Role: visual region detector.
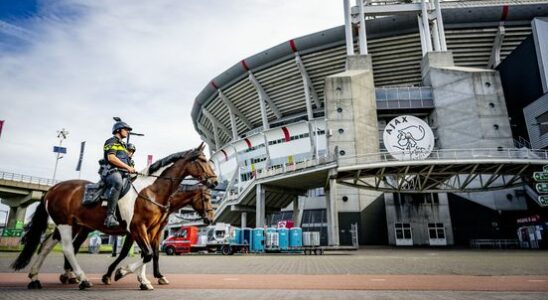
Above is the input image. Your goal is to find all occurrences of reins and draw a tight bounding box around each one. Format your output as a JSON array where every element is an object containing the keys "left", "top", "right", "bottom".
[{"left": 130, "top": 183, "right": 170, "bottom": 212}]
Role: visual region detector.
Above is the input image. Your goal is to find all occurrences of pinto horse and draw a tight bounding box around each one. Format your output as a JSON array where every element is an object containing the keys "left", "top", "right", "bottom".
[
  {"left": 11, "top": 143, "right": 218, "bottom": 290},
  {"left": 58, "top": 183, "right": 214, "bottom": 286}
]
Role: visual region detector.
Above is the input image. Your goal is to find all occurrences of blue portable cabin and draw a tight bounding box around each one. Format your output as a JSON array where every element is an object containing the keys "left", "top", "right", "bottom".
[
  {"left": 289, "top": 227, "right": 303, "bottom": 248},
  {"left": 241, "top": 227, "right": 253, "bottom": 246},
  {"left": 251, "top": 228, "right": 265, "bottom": 252},
  {"left": 265, "top": 227, "right": 279, "bottom": 250},
  {"left": 277, "top": 227, "right": 289, "bottom": 250},
  {"left": 230, "top": 227, "right": 242, "bottom": 244}
]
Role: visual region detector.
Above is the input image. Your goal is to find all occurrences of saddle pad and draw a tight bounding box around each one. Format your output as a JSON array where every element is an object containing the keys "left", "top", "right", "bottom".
[{"left": 116, "top": 164, "right": 173, "bottom": 231}]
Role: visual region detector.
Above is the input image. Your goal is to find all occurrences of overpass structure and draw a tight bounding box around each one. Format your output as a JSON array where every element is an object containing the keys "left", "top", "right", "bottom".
[{"left": 0, "top": 171, "right": 55, "bottom": 230}]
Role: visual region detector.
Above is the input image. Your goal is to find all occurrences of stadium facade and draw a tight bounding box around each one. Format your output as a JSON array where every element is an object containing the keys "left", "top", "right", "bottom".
[{"left": 189, "top": 0, "right": 548, "bottom": 248}]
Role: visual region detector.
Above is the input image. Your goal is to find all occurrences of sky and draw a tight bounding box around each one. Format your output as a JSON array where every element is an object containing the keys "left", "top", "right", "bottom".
[{"left": 0, "top": 0, "right": 343, "bottom": 222}]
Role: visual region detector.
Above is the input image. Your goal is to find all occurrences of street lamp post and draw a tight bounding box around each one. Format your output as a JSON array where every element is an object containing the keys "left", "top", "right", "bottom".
[{"left": 52, "top": 128, "right": 69, "bottom": 182}]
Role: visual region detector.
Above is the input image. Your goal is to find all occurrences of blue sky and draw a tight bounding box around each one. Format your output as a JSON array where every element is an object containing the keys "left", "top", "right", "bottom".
[{"left": 0, "top": 0, "right": 343, "bottom": 222}]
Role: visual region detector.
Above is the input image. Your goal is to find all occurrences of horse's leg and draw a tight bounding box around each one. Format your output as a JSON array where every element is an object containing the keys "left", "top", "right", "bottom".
[
  {"left": 57, "top": 224, "right": 92, "bottom": 290},
  {"left": 102, "top": 235, "right": 133, "bottom": 285},
  {"left": 151, "top": 229, "right": 169, "bottom": 285},
  {"left": 61, "top": 226, "right": 90, "bottom": 284},
  {"left": 115, "top": 225, "right": 154, "bottom": 290},
  {"left": 27, "top": 231, "right": 59, "bottom": 289}
]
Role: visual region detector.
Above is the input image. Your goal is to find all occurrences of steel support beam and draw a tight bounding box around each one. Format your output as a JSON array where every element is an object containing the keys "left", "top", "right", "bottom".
[
  {"left": 421, "top": 0, "right": 433, "bottom": 53},
  {"left": 248, "top": 72, "right": 282, "bottom": 129},
  {"left": 197, "top": 122, "right": 217, "bottom": 151},
  {"left": 343, "top": 0, "right": 354, "bottom": 56},
  {"left": 487, "top": 25, "right": 506, "bottom": 69},
  {"left": 358, "top": 0, "right": 368, "bottom": 55},
  {"left": 202, "top": 108, "right": 232, "bottom": 138},
  {"left": 219, "top": 90, "right": 253, "bottom": 130},
  {"left": 434, "top": 0, "right": 447, "bottom": 51},
  {"left": 418, "top": 16, "right": 428, "bottom": 56},
  {"left": 295, "top": 53, "right": 321, "bottom": 119}
]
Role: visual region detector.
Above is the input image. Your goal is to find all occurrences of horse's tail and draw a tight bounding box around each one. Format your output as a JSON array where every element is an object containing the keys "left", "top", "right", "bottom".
[{"left": 11, "top": 199, "right": 49, "bottom": 271}]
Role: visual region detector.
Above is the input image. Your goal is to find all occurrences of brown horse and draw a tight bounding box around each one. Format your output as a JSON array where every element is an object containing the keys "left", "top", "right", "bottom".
[
  {"left": 11, "top": 143, "right": 218, "bottom": 290},
  {"left": 59, "top": 183, "right": 214, "bottom": 286}
]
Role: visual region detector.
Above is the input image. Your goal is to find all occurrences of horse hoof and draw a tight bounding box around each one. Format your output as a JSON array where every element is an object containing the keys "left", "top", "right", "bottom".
[
  {"left": 68, "top": 277, "right": 80, "bottom": 284},
  {"left": 114, "top": 268, "right": 124, "bottom": 281},
  {"left": 59, "top": 274, "right": 69, "bottom": 284},
  {"left": 140, "top": 283, "right": 154, "bottom": 290},
  {"left": 78, "top": 280, "right": 93, "bottom": 290},
  {"left": 101, "top": 274, "right": 112, "bottom": 285},
  {"left": 28, "top": 280, "right": 42, "bottom": 289},
  {"left": 157, "top": 277, "right": 170, "bottom": 285}
]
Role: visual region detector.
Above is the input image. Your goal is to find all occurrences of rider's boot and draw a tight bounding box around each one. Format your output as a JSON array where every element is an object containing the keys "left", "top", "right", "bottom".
[{"left": 104, "top": 188, "right": 120, "bottom": 228}]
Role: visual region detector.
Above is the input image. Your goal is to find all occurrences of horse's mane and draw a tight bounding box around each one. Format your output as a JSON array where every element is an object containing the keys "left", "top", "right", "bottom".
[{"left": 148, "top": 149, "right": 198, "bottom": 175}]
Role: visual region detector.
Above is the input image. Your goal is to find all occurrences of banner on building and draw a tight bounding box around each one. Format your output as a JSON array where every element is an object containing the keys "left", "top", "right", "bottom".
[
  {"left": 76, "top": 141, "right": 86, "bottom": 171},
  {"left": 147, "top": 154, "right": 153, "bottom": 167}
]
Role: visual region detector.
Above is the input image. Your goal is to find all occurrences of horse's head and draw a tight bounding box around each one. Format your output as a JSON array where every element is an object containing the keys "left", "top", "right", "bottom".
[
  {"left": 189, "top": 186, "right": 214, "bottom": 225},
  {"left": 184, "top": 143, "right": 218, "bottom": 189}
]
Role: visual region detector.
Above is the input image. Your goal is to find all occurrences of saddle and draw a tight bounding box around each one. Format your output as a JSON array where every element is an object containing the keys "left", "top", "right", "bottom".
[{"left": 82, "top": 177, "right": 132, "bottom": 206}]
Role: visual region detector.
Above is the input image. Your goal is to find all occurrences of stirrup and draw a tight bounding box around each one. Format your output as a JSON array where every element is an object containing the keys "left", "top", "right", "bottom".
[{"left": 104, "top": 215, "right": 120, "bottom": 228}]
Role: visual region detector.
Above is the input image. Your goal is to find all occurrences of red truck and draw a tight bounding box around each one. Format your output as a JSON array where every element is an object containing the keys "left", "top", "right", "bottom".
[{"left": 162, "top": 226, "right": 201, "bottom": 255}]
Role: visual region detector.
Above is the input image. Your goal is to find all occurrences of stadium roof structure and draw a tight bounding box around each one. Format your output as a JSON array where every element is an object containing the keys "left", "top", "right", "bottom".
[{"left": 191, "top": 1, "right": 548, "bottom": 149}]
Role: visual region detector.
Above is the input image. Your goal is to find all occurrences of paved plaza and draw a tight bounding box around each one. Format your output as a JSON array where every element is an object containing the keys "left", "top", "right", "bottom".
[{"left": 0, "top": 248, "right": 547, "bottom": 299}]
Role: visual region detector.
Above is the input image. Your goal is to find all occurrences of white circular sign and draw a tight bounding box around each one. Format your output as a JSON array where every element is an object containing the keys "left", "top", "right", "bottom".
[{"left": 383, "top": 115, "right": 434, "bottom": 160}]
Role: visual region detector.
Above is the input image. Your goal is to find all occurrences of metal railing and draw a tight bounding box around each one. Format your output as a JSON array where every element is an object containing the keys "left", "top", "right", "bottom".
[
  {"left": 339, "top": 148, "right": 548, "bottom": 165},
  {"left": 216, "top": 155, "right": 337, "bottom": 216},
  {"left": 0, "top": 171, "right": 58, "bottom": 187}
]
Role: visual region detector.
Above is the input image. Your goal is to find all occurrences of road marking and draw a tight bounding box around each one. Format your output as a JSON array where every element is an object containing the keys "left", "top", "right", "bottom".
[
  {"left": 527, "top": 279, "right": 546, "bottom": 283},
  {"left": 223, "top": 278, "right": 239, "bottom": 281},
  {"left": 370, "top": 278, "right": 386, "bottom": 282}
]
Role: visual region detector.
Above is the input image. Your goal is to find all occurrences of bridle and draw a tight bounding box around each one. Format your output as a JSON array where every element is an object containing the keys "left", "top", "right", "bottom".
[{"left": 197, "top": 188, "right": 214, "bottom": 223}]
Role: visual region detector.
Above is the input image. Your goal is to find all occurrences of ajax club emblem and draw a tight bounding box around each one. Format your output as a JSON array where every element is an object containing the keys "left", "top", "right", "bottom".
[{"left": 383, "top": 115, "right": 434, "bottom": 160}]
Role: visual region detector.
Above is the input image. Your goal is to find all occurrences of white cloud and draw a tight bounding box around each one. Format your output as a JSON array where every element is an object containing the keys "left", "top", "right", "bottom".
[{"left": 0, "top": 0, "right": 343, "bottom": 185}]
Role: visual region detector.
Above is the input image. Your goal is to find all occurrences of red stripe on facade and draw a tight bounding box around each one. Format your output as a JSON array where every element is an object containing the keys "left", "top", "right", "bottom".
[
  {"left": 210, "top": 81, "right": 219, "bottom": 89},
  {"left": 501, "top": 5, "right": 509, "bottom": 20},
  {"left": 220, "top": 149, "right": 228, "bottom": 161},
  {"left": 241, "top": 60, "right": 250, "bottom": 71},
  {"left": 281, "top": 127, "right": 290, "bottom": 142},
  {"left": 244, "top": 138, "right": 252, "bottom": 149},
  {"left": 289, "top": 40, "right": 297, "bottom": 53}
]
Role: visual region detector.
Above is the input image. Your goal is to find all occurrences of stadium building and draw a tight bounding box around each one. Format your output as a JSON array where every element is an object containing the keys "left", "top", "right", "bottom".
[{"left": 188, "top": 0, "right": 548, "bottom": 248}]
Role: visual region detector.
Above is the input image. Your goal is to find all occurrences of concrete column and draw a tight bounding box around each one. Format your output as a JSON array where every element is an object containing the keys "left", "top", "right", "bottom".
[
  {"left": 255, "top": 184, "right": 265, "bottom": 227},
  {"left": 7, "top": 206, "right": 26, "bottom": 229},
  {"left": 326, "top": 179, "right": 339, "bottom": 246},
  {"left": 422, "top": 52, "right": 514, "bottom": 149},
  {"left": 241, "top": 212, "right": 247, "bottom": 229},
  {"left": 325, "top": 54, "right": 381, "bottom": 245},
  {"left": 292, "top": 197, "right": 302, "bottom": 226}
]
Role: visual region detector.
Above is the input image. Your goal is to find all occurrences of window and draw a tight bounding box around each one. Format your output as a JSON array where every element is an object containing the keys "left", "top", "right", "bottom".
[
  {"left": 428, "top": 223, "right": 445, "bottom": 239},
  {"left": 424, "top": 193, "right": 439, "bottom": 205},
  {"left": 395, "top": 223, "right": 411, "bottom": 239},
  {"left": 536, "top": 111, "right": 548, "bottom": 136}
]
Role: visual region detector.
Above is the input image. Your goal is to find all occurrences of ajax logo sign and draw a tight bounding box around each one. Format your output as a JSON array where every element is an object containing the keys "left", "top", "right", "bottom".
[{"left": 383, "top": 115, "right": 434, "bottom": 160}]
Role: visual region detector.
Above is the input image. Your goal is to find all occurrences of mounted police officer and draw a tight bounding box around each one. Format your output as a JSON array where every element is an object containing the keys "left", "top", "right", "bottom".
[{"left": 102, "top": 121, "right": 136, "bottom": 228}]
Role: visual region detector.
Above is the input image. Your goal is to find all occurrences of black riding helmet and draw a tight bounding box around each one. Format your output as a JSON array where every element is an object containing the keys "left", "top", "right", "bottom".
[
  {"left": 112, "top": 121, "right": 132, "bottom": 134},
  {"left": 127, "top": 143, "right": 136, "bottom": 152}
]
